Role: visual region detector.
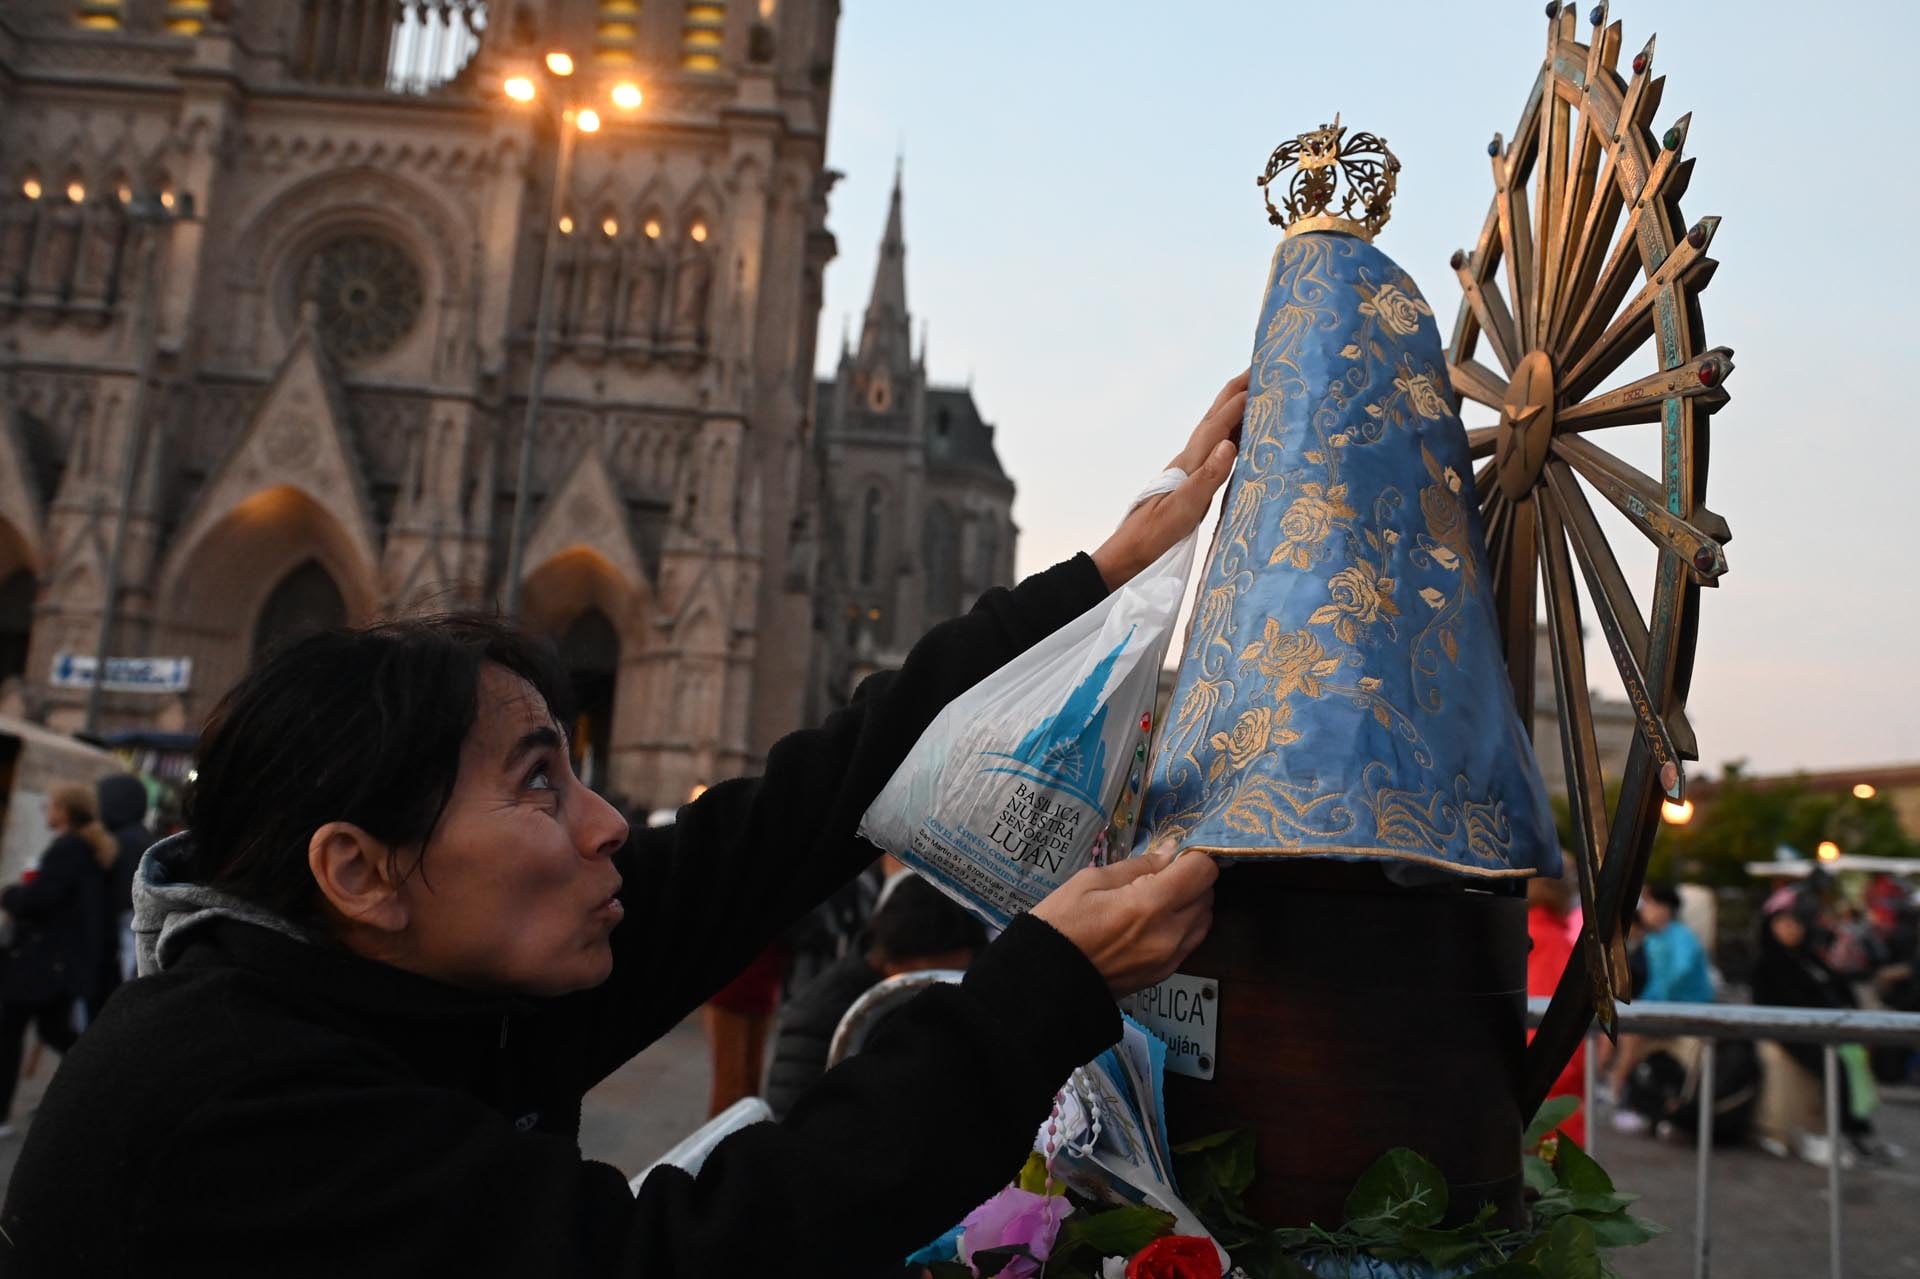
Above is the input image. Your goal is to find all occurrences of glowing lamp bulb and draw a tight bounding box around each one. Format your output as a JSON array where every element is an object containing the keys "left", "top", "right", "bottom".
[
  {"left": 1660, "top": 798, "right": 1693, "bottom": 826},
  {"left": 602, "top": 216, "right": 619, "bottom": 238},
  {"left": 504, "top": 75, "right": 537, "bottom": 103},
  {"left": 66, "top": 181, "right": 86, "bottom": 203},
  {"left": 576, "top": 108, "right": 601, "bottom": 133},
  {"left": 611, "top": 82, "right": 643, "bottom": 110},
  {"left": 544, "top": 51, "right": 575, "bottom": 77},
  {"left": 689, "top": 221, "right": 708, "bottom": 243},
  {"left": 1853, "top": 783, "right": 1876, "bottom": 800},
  {"left": 688, "top": 784, "right": 708, "bottom": 802},
  {"left": 643, "top": 218, "right": 662, "bottom": 239},
  {"left": 557, "top": 215, "right": 575, "bottom": 235},
  {"left": 159, "top": 190, "right": 176, "bottom": 210},
  {"left": 1816, "top": 840, "right": 1841, "bottom": 863},
  {"left": 21, "top": 177, "right": 41, "bottom": 200}
]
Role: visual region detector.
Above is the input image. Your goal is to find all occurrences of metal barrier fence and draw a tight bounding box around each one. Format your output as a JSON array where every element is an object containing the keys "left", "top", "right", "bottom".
[{"left": 1528, "top": 998, "right": 1920, "bottom": 1279}]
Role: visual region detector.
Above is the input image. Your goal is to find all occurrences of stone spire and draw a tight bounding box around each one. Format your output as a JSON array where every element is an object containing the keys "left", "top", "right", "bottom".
[{"left": 856, "top": 157, "right": 911, "bottom": 376}]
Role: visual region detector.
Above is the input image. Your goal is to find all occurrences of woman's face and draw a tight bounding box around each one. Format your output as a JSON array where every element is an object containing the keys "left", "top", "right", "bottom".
[
  {"left": 1769, "top": 911, "right": 1807, "bottom": 950},
  {"left": 45, "top": 799, "right": 68, "bottom": 833},
  {"left": 390, "top": 665, "right": 630, "bottom": 997}
]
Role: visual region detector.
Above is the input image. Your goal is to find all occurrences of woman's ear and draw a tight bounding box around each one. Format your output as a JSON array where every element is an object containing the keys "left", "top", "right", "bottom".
[{"left": 309, "top": 822, "right": 410, "bottom": 934}]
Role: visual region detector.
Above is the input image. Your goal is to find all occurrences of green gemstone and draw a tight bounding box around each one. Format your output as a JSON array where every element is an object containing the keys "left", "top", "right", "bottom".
[
  {"left": 1663, "top": 126, "right": 1682, "bottom": 151},
  {"left": 1134, "top": 744, "right": 1147, "bottom": 761}
]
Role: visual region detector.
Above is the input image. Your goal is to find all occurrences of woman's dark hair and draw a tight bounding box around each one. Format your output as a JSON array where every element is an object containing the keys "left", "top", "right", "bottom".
[{"left": 184, "top": 614, "right": 573, "bottom": 922}]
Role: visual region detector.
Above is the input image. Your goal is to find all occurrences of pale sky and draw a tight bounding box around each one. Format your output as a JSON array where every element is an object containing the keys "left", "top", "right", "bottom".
[{"left": 814, "top": 0, "right": 1920, "bottom": 778}]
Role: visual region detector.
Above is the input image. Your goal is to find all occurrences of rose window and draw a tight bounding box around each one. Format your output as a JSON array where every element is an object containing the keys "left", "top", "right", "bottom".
[{"left": 299, "top": 233, "right": 424, "bottom": 362}]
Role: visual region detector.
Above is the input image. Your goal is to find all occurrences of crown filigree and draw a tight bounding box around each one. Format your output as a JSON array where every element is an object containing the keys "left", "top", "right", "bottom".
[{"left": 1257, "top": 115, "right": 1400, "bottom": 242}]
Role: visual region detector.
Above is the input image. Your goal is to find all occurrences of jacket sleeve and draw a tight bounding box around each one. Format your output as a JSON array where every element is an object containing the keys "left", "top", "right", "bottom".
[
  {"left": 127, "top": 917, "right": 1118, "bottom": 1279},
  {"left": 549, "top": 554, "right": 1109, "bottom": 1084},
  {"left": 1, "top": 840, "right": 91, "bottom": 921}
]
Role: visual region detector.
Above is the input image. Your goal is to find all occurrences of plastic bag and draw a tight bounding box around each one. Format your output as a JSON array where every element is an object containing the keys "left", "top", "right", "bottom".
[{"left": 859, "top": 468, "right": 1200, "bottom": 928}]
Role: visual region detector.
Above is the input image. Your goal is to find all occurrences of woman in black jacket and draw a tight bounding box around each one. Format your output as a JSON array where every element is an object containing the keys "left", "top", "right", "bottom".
[
  {"left": 0, "top": 373, "right": 1244, "bottom": 1276},
  {"left": 1751, "top": 889, "right": 1886, "bottom": 1158},
  {"left": 0, "top": 782, "right": 114, "bottom": 1134}
]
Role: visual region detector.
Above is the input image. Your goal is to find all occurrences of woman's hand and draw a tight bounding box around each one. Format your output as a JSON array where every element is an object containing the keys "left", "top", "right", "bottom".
[
  {"left": 1030, "top": 841, "right": 1217, "bottom": 996},
  {"left": 1091, "top": 369, "right": 1249, "bottom": 590}
]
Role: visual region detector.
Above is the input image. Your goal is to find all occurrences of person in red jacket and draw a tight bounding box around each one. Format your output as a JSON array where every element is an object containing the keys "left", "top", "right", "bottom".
[
  {"left": 1526, "top": 862, "right": 1586, "bottom": 1147},
  {"left": 0, "top": 373, "right": 1245, "bottom": 1277}
]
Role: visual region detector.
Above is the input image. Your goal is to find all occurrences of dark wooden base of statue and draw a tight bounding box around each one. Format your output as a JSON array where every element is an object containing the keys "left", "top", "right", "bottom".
[{"left": 1163, "top": 862, "right": 1528, "bottom": 1229}]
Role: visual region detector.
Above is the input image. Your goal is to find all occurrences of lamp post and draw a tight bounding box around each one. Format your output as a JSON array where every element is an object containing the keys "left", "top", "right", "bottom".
[
  {"left": 83, "top": 190, "right": 195, "bottom": 735},
  {"left": 500, "top": 56, "right": 641, "bottom": 617}
]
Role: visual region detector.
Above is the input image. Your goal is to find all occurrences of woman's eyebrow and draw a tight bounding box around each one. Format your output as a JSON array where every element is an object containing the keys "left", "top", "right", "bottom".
[{"left": 502, "top": 725, "right": 564, "bottom": 772}]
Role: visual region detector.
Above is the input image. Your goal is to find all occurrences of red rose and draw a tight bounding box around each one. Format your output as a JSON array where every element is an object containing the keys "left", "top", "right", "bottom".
[{"left": 1127, "top": 1234, "right": 1221, "bottom": 1279}]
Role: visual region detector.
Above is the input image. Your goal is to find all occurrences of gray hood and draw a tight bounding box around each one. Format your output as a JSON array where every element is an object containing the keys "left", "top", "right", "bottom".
[{"left": 133, "top": 833, "right": 319, "bottom": 976}]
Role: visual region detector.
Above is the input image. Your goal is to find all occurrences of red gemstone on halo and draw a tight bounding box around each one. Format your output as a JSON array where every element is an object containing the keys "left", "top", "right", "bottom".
[
  {"left": 1632, "top": 51, "right": 1649, "bottom": 75},
  {"left": 1697, "top": 363, "right": 1719, "bottom": 387},
  {"left": 1692, "top": 546, "right": 1717, "bottom": 574},
  {"left": 1687, "top": 224, "right": 1707, "bottom": 249},
  {"left": 1140, "top": 713, "right": 1152, "bottom": 733}
]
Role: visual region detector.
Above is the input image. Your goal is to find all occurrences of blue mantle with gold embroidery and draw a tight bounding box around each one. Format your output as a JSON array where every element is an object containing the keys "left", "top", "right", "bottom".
[{"left": 1136, "top": 232, "right": 1558, "bottom": 879}]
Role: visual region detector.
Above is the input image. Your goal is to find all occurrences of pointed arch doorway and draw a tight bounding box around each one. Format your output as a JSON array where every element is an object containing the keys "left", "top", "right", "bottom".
[
  {"left": 252, "top": 560, "right": 348, "bottom": 664},
  {"left": 559, "top": 607, "right": 619, "bottom": 796}
]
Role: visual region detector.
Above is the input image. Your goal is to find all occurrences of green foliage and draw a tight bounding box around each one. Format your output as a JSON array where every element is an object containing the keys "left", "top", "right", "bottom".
[
  {"left": 1654, "top": 762, "right": 1918, "bottom": 888},
  {"left": 1187, "top": 1103, "right": 1661, "bottom": 1279},
  {"left": 1051, "top": 1204, "right": 1176, "bottom": 1271}
]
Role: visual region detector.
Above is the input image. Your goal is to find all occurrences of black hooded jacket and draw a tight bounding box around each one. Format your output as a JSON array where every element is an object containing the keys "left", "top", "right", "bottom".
[
  {"left": 96, "top": 773, "right": 154, "bottom": 920},
  {"left": 0, "top": 556, "right": 1123, "bottom": 1277}
]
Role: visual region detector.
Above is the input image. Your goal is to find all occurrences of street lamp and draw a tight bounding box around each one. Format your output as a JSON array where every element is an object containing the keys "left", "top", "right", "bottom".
[
  {"left": 1660, "top": 797, "right": 1694, "bottom": 826},
  {"left": 500, "top": 55, "right": 643, "bottom": 617},
  {"left": 83, "top": 189, "right": 197, "bottom": 734},
  {"left": 1816, "top": 840, "right": 1842, "bottom": 863},
  {"left": 1853, "top": 783, "right": 1876, "bottom": 800}
]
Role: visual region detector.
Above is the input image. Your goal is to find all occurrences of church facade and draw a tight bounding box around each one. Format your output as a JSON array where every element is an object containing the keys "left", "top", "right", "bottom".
[
  {"left": 813, "top": 168, "right": 1016, "bottom": 698},
  {"left": 0, "top": 0, "right": 858, "bottom": 810}
]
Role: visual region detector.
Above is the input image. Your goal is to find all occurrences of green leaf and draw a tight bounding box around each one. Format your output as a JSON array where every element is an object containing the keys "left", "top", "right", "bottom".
[
  {"left": 1561, "top": 1190, "right": 1636, "bottom": 1215},
  {"left": 1396, "top": 1225, "right": 1501, "bottom": 1268},
  {"left": 1535, "top": 1217, "right": 1603, "bottom": 1279},
  {"left": 1461, "top": 1263, "right": 1543, "bottom": 1279},
  {"left": 1174, "top": 1129, "right": 1257, "bottom": 1199},
  {"left": 1523, "top": 1096, "right": 1581, "bottom": 1150},
  {"left": 1523, "top": 1155, "right": 1557, "bottom": 1197},
  {"left": 1016, "top": 1151, "right": 1064, "bottom": 1196},
  {"left": 1582, "top": 1211, "right": 1667, "bottom": 1249},
  {"left": 1552, "top": 1138, "right": 1614, "bottom": 1197},
  {"left": 1057, "top": 1205, "right": 1175, "bottom": 1260},
  {"left": 1344, "top": 1148, "right": 1447, "bottom": 1229},
  {"left": 970, "top": 1244, "right": 1031, "bottom": 1277}
]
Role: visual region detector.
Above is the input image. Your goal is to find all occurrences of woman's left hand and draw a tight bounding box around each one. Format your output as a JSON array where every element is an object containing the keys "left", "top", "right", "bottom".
[{"left": 1091, "top": 369, "right": 1248, "bottom": 590}]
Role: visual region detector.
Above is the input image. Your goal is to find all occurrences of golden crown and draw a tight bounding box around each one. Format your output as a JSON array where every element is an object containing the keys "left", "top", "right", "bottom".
[{"left": 1257, "top": 115, "right": 1400, "bottom": 243}]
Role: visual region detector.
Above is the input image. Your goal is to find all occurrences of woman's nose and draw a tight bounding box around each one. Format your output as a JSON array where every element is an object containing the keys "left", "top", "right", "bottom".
[{"left": 577, "top": 787, "right": 629, "bottom": 859}]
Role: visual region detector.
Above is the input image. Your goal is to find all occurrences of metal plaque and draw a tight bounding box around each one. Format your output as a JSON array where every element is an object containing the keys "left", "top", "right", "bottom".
[{"left": 1120, "top": 972, "right": 1219, "bottom": 1081}]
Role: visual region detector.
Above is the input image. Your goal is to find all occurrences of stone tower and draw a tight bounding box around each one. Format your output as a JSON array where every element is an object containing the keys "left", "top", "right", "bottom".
[
  {"left": 0, "top": 0, "right": 844, "bottom": 810},
  {"left": 814, "top": 162, "right": 1016, "bottom": 701}
]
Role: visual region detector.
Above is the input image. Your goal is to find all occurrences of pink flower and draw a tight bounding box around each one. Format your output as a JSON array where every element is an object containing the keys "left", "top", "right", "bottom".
[{"left": 959, "top": 1186, "right": 1071, "bottom": 1279}]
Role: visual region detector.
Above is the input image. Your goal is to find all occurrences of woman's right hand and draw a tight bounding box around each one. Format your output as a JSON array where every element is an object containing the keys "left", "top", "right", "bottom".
[{"left": 1030, "top": 841, "right": 1217, "bottom": 996}]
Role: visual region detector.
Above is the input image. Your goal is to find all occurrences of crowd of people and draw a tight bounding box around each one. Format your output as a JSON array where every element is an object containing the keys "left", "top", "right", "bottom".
[
  {"left": 0, "top": 776, "right": 156, "bottom": 1138},
  {"left": 1589, "top": 868, "right": 1919, "bottom": 1167}
]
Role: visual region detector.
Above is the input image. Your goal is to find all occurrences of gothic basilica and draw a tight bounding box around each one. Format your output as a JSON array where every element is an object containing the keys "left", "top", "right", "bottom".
[{"left": 0, "top": 0, "right": 1016, "bottom": 809}]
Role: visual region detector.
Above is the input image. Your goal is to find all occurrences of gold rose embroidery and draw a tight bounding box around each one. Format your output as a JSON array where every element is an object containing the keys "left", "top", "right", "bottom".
[
  {"left": 1358, "top": 279, "right": 1433, "bottom": 337},
  {"left": 1237, "top": 618, "right": 1342, "bottom": 702},
  {"left": 1269, "top": 481, "right": 1356, "bottom": 569},
  {"left": 1309, "top": 559, "right": 1401, "bottom": 644},
  {"left": 1205, "top": 705, "right": 1298, "bottom": 784},
  {"left": 1396, "top": 367, "right": 1448, "bottom": 420}
]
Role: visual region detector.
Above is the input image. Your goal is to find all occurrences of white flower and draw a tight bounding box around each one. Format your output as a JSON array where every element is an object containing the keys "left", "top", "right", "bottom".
[{"left": 1102, "top": 1258, "right": 1130, "bottom": 1279}]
